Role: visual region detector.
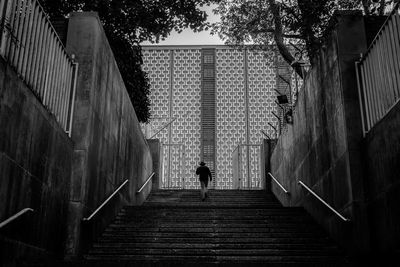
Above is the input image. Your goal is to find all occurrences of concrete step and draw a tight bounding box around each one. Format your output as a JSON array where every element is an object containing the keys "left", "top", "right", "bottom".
[
  {"left": 88, "top": 248, "right": 342, "bottom": 256},
  {"left": 140, "top": 205, "right": 283, "bottom": 209},
  {"left": 99, "top": 232, "right": 327, "bottom": 239},
  {"left": 105, "top": 224, "right": 322, "bottom": 234},
  {"left": 122, "top": 206, "right": 305, "bottom": 211},
  {"left": 84, "top": 254, "right": 347, "bottom": 263},
  {"left": 92, "top": 242, "right": 337, "bottom": 250},
  {"left": 95, "top": 236, "right": 333, "bottom": 244}
]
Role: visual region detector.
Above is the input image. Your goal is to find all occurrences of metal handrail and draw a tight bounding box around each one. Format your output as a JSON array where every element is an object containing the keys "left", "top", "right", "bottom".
[
  {"left": 136, "top": 172, "right": 155, "bottom": 194},
  {"left": 298, "top": 180, "right": 350, "bottom": 222},
  {"left": 0, "top": 208, "right": 34, "bottom": 228},
  {"left": 268, "top": 172, "right": 289, "bottom": 194},
  {"left": 149, "top": 118, "right": 176, "bottom": 139},
  {"left": 83, "top": 179, "right": 129, "bottom": 221},
  {"left": 260, "top": 130, "right": 271, "bottom": 139}
]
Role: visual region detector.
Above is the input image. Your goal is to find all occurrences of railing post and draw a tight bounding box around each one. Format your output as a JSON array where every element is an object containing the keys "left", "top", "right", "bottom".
[
  {"left": 355, "top": 60, "right": 367, "bottom": 137},
  {"left": 67, "top": 59, "right": 78, "bottom": 137}
]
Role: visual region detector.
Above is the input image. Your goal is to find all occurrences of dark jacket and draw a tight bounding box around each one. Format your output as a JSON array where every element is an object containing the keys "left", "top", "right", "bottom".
[{"left": 196, "top": 166, "right": 212, "bottom": 181}]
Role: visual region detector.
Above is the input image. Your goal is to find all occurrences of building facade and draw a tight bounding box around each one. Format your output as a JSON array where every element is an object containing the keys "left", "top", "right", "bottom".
[{"left": 142, "top": 45, "right": 288, "bottom": 190}]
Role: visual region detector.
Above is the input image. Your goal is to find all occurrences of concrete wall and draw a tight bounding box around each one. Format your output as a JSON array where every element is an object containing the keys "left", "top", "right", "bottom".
[
  {"left": 0, "top": 56, "right": 73, "bottom": 263},
  {"left": 270, "top": 12, "right": 370, "bottom": 253},
  {"left": 65, "top": 12, "right": 153, "bottom": 257},
  {"left": 364, "top": 100, "right": 400, "bottom": 254}
]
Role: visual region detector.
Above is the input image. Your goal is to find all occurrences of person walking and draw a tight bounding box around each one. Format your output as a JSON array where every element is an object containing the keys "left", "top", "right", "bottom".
[{"left": 196, "top": 161, "right": 212, "bottom": 201}]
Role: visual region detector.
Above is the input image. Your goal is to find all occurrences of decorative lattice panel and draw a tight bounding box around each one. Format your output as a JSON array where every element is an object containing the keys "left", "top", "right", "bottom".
[
  {"left": 142, "top": 49, "right": 171, "bottom": 144},
  {"left": 143, "top": 46, "right": 278, "bottom": 190},
  {"left": 247, "top": 50, "right": 277, "bottom": 143},
  {"left": 143, "top": 48, "right": 202, "bottom": 189},
  {"left": 171, "top": 49, "right": 202, "bottom": 189},
  {"left": 215, "top": 49, "right": 246, "bottom": 189}
]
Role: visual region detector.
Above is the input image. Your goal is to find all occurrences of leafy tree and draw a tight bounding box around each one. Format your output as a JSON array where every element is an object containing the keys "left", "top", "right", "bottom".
[
  {"left": 40, "top": 0, "right": 218, "bottom": 122},
  {"left": 212, "top": 0, "right": 394, "bottom": 77}
]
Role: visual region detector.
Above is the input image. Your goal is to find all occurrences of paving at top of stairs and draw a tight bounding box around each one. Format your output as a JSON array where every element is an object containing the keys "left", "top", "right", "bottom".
[{"left": 84, "top": 189, "right": 351, "bottom": 266}]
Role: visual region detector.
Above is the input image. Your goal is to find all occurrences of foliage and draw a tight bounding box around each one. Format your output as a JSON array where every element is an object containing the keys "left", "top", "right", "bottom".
[
  {"left": 40, "top": 0, "right": 217, "bottom": 122},
  {"left": 212, "top": 0, "right": 394, "bottom": 76}
]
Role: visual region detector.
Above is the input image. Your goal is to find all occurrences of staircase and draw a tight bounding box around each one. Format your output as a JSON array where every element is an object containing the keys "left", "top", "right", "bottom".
[{"left": 85, "top": 190, "right": 349, "bottom": 266}]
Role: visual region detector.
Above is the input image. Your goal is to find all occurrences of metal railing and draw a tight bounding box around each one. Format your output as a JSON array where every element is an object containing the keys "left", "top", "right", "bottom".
[
  {"left": 82, "top": 179, "right": 129, "bottom": 221},
  {"left": 136, "top": 172, "right": 155, "bottom": 193},
  {"left": 232, "top": 144, "right": 263, "bottom": 189},
  {"left": 298, "top": 180, "right": 350, "bottom": 222},
  {"left": 0, "top": 208, "right": 34, "bottom": 228},
  {"left": 356, "top": 2, "right": 400, "bottom": 134},
  {"left": 149, "top": 118, "right": 176, "bottom": 139},
  {"left": 0, "top": 0, "right": 78, "bottom": 135},
  {"left": 268, "top": 172, "right": 289, "bottom": 194}
]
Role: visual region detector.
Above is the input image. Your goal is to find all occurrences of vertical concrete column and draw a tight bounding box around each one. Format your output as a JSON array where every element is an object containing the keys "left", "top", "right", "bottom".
[
  {"left": 147, "top": 139, "right": 161, "bottom": 190},
  {"left": 261, "top": 139, "right": 277, "bottom": 191},
  {"left": 64, "top": 12, "right": 101, "bottom": 258},
  {"left": 335, "top": 11, "right": 370, "bottom": 252},
  {"left": 63, "top": 12, "right": 153, "bottom": 258}
]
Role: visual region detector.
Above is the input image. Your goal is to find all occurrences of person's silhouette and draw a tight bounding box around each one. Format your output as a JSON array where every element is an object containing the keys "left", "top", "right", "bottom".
[{"left": 196, "top": 161, "right": 212, "bottom": 201}]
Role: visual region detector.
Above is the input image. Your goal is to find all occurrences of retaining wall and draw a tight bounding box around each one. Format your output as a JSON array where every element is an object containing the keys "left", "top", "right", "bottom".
[
  {"left": 65, "top": 12, "right": 153, "bottom": 257},
  {"left": 270, "top": 12, "right": 370, "bottom": 253},
  {"left": 0, "top": 54, "right": 73, "bottom": 263},
  {"left": 364, "top": 100, "right": 400, "bottom": 254}
]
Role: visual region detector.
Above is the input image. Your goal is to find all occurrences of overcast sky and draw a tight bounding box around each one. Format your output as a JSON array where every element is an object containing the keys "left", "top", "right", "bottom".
[{"left": 141, "top": 5, "right": 224, "bottom": 46}]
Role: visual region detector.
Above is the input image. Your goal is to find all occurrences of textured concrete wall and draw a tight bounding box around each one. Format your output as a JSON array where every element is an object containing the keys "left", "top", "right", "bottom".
[
  {"left": 270, "top": 12, "right": 369, "bottom": 253},
  {"left": 65, "top": 12, "right": 153, "bottom": 257},
  {"left": 0, "top": 55, "right": 73, "bottom": 263},
  {"left": 364, "top": 100, "right": 400, "bottom": 254}
]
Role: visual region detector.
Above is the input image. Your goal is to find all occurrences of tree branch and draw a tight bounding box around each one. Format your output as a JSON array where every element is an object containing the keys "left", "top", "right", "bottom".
[
  {"left": 267, "top": 0, "right": 303, "bottom": 78},
  {"left": 251, "top": 28, "right": 303, "bottom": 39},
  {"left": 360, "top": 0, "right": 371, "bottom": 15},
  {"left": 379, "top": 0, "right": 386, "bottom": 15}
]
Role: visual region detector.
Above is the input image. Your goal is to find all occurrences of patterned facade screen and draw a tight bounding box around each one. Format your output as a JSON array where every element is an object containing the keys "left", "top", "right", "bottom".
[
  {"left": 142, "top": 48, "right": 202, "bottom": 189},
  {"left": 142, "top": 46, "right": 282, "bottom": 190}
]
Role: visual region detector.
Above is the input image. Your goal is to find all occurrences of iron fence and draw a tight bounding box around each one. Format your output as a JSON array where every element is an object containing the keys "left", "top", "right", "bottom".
[
  {"left": 160, "top": 143, "right": 186, "bottom": 189},
  {"left": 232, "top": 144, "right": 263, "bottom": 190},
  {"left": 0, "top": 0, "right": 77, "bottom": 135},
  {"left": 356, "top": 3, "right": 400, "bottom": 134}
]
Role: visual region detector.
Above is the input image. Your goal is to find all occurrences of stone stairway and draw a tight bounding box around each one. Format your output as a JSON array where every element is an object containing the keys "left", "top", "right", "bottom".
[{"left": 85, "top": 190, "right": 350, "bottom": 266}]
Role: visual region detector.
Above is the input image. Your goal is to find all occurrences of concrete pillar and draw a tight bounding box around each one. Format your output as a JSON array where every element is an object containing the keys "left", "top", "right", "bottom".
[{"left": 147, "top": 139, "right": 161, "bottom": 190}]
